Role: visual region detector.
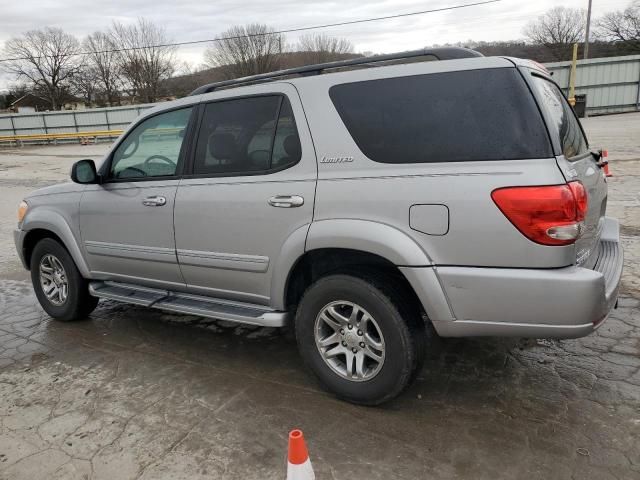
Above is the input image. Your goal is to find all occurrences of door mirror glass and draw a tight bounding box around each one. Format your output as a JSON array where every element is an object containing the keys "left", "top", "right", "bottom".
[{"left": 71, "top": 159, "right": 98, "bottom": 184}]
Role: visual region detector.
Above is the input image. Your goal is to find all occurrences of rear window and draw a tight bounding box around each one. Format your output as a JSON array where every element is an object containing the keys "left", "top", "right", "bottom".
[
  {"left": 329, "top": 68, "right": 552, "bottom": 163},
  {"left": 531, "top": 75, "right": 588, "bottom": 159}
]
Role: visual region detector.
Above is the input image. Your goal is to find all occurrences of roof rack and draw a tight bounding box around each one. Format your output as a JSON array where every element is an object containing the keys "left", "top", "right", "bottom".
[{"left": 189, "top": 47, "right": 482, "bottom": 96}]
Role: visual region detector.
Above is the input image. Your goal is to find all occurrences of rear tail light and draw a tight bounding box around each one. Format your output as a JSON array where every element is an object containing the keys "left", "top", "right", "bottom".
[{"left": 491, "top": 181, "right": 587, "bottom": 246}]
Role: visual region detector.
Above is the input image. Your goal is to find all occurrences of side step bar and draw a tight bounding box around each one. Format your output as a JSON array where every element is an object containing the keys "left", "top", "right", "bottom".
[{"left": 89, "top": 281, "right": 289, "bottom": 327}]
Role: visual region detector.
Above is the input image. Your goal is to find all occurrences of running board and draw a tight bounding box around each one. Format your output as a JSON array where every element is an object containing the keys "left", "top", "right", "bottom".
[{"left": 88, "top": 281, "right": 288, "bottom": 327}]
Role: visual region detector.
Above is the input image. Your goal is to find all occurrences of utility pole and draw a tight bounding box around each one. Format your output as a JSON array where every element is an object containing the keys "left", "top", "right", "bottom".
[
  {"left": 584, "top": 0, "right": 593, "bottom": 59},
  {"left": 569, "top": 43, "right": 579, "bottom": 106}
]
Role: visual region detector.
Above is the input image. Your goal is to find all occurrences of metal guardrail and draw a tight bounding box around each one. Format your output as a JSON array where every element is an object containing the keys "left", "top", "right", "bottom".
[
  {"left": 0, "top": 127, "right": 184, "bottom": 147},
  {"left": 0, "top": 103, "right": 155, "bottom": 144},
  {"left": 0, "top": 130, "right": 124, "bottom": 146}
]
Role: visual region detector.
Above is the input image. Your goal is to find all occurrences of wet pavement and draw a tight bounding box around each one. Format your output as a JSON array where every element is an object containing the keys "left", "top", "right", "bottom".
[{"left": 0, "top": 114, "right": 639, "bottom": 479}]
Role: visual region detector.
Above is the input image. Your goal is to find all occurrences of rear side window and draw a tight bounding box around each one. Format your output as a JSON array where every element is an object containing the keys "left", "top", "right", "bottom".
[
  {"left": 531, "top": 76, "right": 588, "bottom": 159},
  {"left": 193, "top": 96, "right": 301, "bottom": 176},
  {"left": 329, "top": 68, "right": 552, "bottom": 163},
  {"left": 272, "top": 99, "right": 301, "bottom": 168}
]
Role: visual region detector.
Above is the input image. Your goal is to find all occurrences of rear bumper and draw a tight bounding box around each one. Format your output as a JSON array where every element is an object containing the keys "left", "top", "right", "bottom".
[{"left": 403, "top": 217, "right": 623, "bottom": 339}]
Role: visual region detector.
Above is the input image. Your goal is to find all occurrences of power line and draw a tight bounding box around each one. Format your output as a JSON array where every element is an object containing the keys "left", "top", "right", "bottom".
[{"left": 0, "top": 0, "right": 502, "bottom": 63}]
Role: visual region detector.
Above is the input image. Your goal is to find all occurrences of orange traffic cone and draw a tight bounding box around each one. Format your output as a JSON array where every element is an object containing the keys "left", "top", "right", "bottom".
[{"left": 287, "top": 429, "right": 315, "bottom": 480}]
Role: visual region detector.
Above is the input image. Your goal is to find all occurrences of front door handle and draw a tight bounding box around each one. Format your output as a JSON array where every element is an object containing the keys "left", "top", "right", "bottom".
[
  {"left": 142, "top": 195, "right": 167, "bottom": 207},
  {"left": 268, "top": 195, "right": 304, "bottom": 208}
]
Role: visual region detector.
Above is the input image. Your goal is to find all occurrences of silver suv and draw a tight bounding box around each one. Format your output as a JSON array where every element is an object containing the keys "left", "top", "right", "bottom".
[{"left": 14, "top": 48, "right": 623, "bottom": 404}]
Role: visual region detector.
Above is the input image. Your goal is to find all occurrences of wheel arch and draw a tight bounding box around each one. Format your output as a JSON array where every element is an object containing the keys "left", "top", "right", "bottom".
[
  {"left": 271, "top": 219, "right": 433, "bottom": 311},
  {"left": 21, "top": 212, "right": 91, "bottom": 277},
  {"left": 306, "top": 219, "right": 433, "bottom": 267},
  {"left": 280, "top": 248, "right": 425, "bottom": 319}
]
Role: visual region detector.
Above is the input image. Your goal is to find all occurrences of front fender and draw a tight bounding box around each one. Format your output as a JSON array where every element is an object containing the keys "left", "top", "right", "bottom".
[
  {"left": 21, "top": 208, "right": 91, "bottom": 278},
  {"left": 306, "top": 219, "right": 433, "bottom": 266}
]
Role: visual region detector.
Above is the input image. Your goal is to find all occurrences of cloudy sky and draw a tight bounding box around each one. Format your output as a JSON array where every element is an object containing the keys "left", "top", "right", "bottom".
[{"left": 0, "top": 0, "right": 632, "bottom": 90}]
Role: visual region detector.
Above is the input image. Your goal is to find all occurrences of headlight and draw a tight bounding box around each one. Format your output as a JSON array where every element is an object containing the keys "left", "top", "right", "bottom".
[{"left": 17, "top": 200, "right": 28, "bottom": 224}]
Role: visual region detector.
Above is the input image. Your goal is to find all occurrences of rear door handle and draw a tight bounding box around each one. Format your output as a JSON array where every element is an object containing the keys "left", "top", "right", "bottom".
[
  {"left": 268, "top": 195, "right": 304, "bottom": 208},
  {"left": 142, "top": 195, "right": 167, "bottom": 207}
]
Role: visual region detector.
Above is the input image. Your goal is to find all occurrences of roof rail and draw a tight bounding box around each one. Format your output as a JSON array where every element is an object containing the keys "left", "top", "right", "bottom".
[{"left": 189, "top": 47, "right": 482, "bottom": 96}]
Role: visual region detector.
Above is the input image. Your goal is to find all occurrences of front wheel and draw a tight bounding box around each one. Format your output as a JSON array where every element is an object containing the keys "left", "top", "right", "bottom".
[
  {"left": 30, "top": 238, "right": 99, "bottom": 321},
  {"left": 295, "top": 273, "right": 425, "bottom": 405}
]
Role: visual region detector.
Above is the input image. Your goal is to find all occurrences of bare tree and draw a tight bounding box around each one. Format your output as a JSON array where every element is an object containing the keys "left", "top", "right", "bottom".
[
  {"left": 296, "top": 33, "right": 355, "bottom": 64},
  {"left": 70, "top": 64, "right": 100, "bottom": 106},
  {"left": 110, "top": 18, "right": 177, "bottom": 103},
  {"left": 524, "top": 7, "right": 586, "bottom": 59},
  {"left": 1, "top": 27, "right": 82, "bottom": 110},
  {"left": 597, "top": 1, "right": 640, "bottom": 52},
  {"left": 204, "top": 24, "right": 284, "bottom": 79},
  {"left": 84, "top": 31, "right": 122, "bottom": 106}
]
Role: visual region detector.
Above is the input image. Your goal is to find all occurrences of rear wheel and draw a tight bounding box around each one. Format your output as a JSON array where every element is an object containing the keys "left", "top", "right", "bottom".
[
  {"left": 295, "top": 273, "right": 425, "bottom": 405},
  {"left": 30, "top": 238, "right": 98, "bottom": 321}
]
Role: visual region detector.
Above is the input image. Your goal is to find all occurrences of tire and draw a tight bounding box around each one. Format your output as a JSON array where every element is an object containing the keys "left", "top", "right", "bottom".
[
  {"left": 295, "top": 273, "right": 426, "bottom": 405},
  {"left": 30, "top": 238, "right": 99, "bottom": 321}
]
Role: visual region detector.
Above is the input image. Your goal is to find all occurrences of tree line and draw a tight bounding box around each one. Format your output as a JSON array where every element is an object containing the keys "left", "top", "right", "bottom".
[
  {"left": 0, "top": 20, "right": 354, "bottom": 111},
  {"left": 522, "top": 3, "right": 640, "bottom": 59},
  {"left": 1, "top": 1, "right": 639, "bottom": 112},
  {"left": 1, "top": 19, "right": 178, "bottom": 110}
]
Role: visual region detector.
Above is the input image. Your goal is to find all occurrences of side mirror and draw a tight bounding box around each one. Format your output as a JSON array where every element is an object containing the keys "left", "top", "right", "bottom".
[{"left": 71, "top": 159, "right": 99, "bottom": 184}]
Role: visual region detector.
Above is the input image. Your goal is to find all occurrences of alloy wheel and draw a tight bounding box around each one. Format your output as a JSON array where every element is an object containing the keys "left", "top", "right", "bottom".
[
  {"left": 39, "top": 254, "right": 68, "bottom": 306},
  {"left": 314, "top": 300, "right": 386, "bottom": 382}
]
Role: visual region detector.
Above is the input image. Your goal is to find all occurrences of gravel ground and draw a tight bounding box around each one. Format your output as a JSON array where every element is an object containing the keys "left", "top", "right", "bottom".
[{"left": 0, "top": 114, "right": 638, "bottom": 480}]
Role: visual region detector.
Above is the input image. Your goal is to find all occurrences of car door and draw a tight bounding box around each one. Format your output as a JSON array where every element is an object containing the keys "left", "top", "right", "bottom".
[
  {"left": 174, "top": 86, "right": 316, "bottom": 306},
  {"left": 79, "top": 106, "right": 195, "bottom": 289}
]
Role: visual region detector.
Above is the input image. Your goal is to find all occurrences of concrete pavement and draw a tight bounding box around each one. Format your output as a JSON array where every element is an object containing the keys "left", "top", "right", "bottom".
[{"left": 0, "top": 114, "right": 638, "bottom": 479}]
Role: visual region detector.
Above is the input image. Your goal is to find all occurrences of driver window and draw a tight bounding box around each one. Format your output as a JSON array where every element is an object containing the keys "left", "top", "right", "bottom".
[{"left": 110, "top": 107, "right": 193, "bottom": 179}]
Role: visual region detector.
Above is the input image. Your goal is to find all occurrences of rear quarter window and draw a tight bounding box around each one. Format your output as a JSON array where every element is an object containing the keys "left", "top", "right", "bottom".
[
  {"left": 531, "top": 75, "right": 589, "bottom": 159},
  {"left": 329, "top": 68, "right": 552, "bottom": 163}
]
